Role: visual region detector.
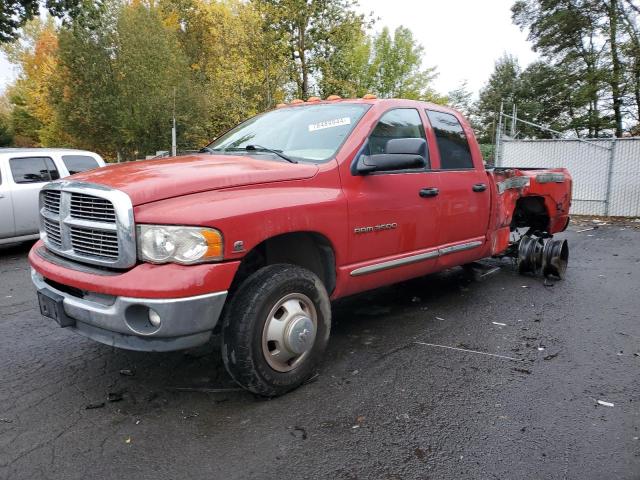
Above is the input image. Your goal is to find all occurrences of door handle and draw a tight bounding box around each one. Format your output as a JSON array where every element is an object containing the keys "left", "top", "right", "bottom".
[
  {"left": 472, "top": 183, "right": 487, "bottom": 192},
  {"left": 419, "top": 187, "right": 439, "bottom": 198}
]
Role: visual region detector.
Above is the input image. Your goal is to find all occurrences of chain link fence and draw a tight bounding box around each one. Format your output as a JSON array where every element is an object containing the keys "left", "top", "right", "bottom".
[{"left": 496, "top": 137, "right": 640, "bottom": 217}]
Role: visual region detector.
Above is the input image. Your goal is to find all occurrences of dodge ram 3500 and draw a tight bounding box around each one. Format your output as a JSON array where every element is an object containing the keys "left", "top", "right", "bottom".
[{"left": 29, "top": 98, "right": 572, "bottom": 396}]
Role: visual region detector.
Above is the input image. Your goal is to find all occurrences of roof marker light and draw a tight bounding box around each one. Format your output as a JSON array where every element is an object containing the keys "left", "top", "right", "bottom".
[
  {"left": 326, "top": 95, "right": 342, "bottom": 100},
  {"left": 362, "top": 93, "right": 377, "bottom": 99}
]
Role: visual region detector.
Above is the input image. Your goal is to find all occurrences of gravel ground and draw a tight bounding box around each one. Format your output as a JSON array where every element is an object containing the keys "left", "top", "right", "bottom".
[{"left": 0, "top": 221, "right": 639, "bottom": 480}]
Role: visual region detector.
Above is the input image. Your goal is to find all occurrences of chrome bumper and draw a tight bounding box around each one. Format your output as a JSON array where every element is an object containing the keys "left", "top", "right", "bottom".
[{"left": 31, "top": 270, "right": 227, "bottom": 352}]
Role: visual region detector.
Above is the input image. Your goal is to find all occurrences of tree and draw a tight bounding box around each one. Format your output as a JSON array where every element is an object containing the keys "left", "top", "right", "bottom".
[
  {"left": 367, "top": 26, "right": 441, "bottom": 101},
  {"left": 447, "top": 81, "right": 473, "bottom": 117},
  {"left": 160, "top": 0, "right": 288, "bottom": 140},
  {"left": 473, "top": 54, "right": 521, "bottom": 143},
  {"left": 252, "top": 0, "right": 369, "bottom": 99},
  {"left": 1, "top": 17, "right": 65, "bottom": 146},
  {"left": 511, "top": 0, "right": 631, "bottom": 137},
  {"left": 0, "top": 0, "right": 102, "bottom": 43},
  {"left": 0, "top": 96, "right": 13, "bottom": 146}
]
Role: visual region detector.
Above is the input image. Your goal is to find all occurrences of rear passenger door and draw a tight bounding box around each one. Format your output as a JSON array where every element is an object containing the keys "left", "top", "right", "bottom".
[
  {"left": 425, "top": 110, "right": 490, "bottom": 248},
  {"left": 9, "top": 156, "right": 60, "bottom": 236}
]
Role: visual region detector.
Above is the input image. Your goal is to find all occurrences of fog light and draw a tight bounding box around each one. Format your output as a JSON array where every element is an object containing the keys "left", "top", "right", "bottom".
[{"left": 148, "top": 309, "right": 161, "bottom": 328}]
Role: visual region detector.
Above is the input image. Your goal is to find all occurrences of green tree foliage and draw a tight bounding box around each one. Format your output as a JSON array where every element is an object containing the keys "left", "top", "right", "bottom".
[
  {"left": 474, "top": 54, "right": 521, "bottom": 143},
  {"left": 318, "top": 25, "right": 443, "bottom": 102},
  {"left": 53, "top": 2, "right": 200, "bottom": 159},
  {"left": 1, "top": 18, "right": 65, "bottom": 146},
  {"left": 447, "top": 81, "right": 473, "bottom": 117},
  {"left": 512, "top": 0, "right": 640, "bottom": 137},
  {"left": 0, "top": 97, "right": 13, "bottom": 146},
  {"left": 0, "top": 0, "right": 103, "bottom": 43},
  {"left": 2, "top": 0, "right": 446, "bottom": 156},
  {"left": 252, "top": 0, "right": 369, "bottom": 99},
  {"left": 367, "top": 26, "right": 442, "bottom": 101}
]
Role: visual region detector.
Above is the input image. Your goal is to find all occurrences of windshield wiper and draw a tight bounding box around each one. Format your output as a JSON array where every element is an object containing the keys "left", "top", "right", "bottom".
[
  {"left": 200, "top": 146, "right": 223, "bottom": 154},
  {"left": 245, "top": 145, "right": 298, "bottom": 164}
]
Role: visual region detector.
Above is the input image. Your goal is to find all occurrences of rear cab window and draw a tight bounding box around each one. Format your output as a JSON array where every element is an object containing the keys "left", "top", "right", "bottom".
[
  {"left": 425, "top": 110, "right": 473, "bottom": 170},
  {"left": 62, "top": 155, "right": 100, "bottom": 174},
  {"left": 9, "top": 157, "right": 60, "bottom": 184}
]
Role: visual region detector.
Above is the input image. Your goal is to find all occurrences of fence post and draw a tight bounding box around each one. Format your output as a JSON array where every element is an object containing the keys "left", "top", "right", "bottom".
[{"left": 604, "top": 138, "right": 617, "bottom": 216}]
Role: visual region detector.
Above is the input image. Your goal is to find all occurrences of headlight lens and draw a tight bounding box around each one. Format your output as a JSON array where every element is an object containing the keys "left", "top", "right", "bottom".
[{"left": 137, "top": 225, "right": 223, "bottom": 264}]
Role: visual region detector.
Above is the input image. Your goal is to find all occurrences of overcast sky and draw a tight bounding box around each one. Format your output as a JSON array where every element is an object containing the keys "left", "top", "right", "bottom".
[{"left": 0, "top": 0, "right": 538, "bottom": 97}]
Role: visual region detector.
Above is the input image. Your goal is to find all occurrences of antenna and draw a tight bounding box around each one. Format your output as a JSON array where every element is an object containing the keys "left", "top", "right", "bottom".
[{"left": 171, "top": 87, "right": 177, "bottom": 157}]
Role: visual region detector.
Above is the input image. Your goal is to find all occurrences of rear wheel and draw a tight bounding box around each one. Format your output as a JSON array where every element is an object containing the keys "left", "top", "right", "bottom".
[{"left": 221, "top": 264, "right": 331, "bottom": 397}]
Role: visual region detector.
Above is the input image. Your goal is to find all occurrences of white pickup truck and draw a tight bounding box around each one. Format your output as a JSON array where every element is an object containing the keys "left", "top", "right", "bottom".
[{"left": 0, "top": 148, "right": 105, "bottom": 245}]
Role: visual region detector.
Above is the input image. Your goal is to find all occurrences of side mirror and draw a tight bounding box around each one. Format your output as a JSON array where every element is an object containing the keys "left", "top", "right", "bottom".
[{"left": 355, "top": 137, "right": 428, "bottom": 175}]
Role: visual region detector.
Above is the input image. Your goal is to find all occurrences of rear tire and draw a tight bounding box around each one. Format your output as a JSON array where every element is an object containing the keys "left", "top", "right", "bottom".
[{"left": 221, "top": 264, "right": 331, "bottom": 397}]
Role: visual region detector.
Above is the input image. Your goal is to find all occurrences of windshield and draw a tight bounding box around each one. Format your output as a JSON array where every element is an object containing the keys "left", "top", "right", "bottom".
[{"left": 204, "top": 103, "right": 370, "bottom": 163}]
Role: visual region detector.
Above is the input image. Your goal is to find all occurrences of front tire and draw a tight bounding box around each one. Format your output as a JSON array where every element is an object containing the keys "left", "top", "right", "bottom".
[{"left": 221, "top": 264, "right": 331, "bottom": 397}]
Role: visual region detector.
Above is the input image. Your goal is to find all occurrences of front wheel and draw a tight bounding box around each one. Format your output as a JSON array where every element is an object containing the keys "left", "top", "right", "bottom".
[{"left": 221, "top": 264, "right": 331, "bottom": 397}]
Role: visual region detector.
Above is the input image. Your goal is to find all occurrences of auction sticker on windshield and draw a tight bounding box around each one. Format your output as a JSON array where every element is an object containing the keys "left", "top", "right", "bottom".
[{"left": 308, "top": 117, "right": 351, "bottom": 132}]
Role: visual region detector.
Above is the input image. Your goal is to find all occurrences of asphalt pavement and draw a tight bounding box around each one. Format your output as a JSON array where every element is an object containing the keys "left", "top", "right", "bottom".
[{"left": 1, "top": 221, "right": 639, "bottom": 480}]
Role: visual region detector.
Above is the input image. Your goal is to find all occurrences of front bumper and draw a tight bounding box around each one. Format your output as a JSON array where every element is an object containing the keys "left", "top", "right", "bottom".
[{"left": 32, "top": 269, "right": 227, "bottom": 352}]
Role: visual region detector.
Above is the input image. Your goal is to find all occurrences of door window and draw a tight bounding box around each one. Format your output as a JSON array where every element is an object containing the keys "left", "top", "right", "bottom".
[
  {"left": 425, "top": 110, "right": 473, "bottom": 170},
  {"left": 62, "top": 155, "right": 99, "bottom": 174},
  {"left": 9, "top": 157, "right": 60, "bottom": 183},
  {"left": 368, "top": 108, "right": 426, "bottom": 158}
]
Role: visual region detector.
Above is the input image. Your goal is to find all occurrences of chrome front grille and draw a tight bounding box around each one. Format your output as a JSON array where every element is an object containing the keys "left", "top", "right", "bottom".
[
  {"left": 39, "top": 181, "right": 136, "bottom": 269},
  {"left": 70, "top": 193, "right": 116, "bottom": 222}
]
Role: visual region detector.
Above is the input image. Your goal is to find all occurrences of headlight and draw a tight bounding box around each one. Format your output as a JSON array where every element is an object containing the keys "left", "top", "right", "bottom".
[{"left": 137, "top": 225, "right": 223, "bottom": 264}]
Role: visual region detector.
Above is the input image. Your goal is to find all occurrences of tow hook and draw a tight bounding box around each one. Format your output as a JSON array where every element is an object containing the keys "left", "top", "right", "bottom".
[{"left": 516, "top": 235, "right": 569, "bottom": 279}]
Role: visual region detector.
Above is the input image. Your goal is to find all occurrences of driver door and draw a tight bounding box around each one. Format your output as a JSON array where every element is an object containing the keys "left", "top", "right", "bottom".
[{"left": 342, "top": 108, "right": 442, "bottom": 291}]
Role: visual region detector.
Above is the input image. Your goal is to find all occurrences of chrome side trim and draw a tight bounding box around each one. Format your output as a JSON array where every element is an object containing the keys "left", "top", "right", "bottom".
[
  {"left": 39, "top": 180, "right": 136, "bottom": 269},
  {"left": 438, "top": 240, "right": 483, "bottom": 255},
  {"left": 350, "top": 240, "right": 483, "bottom": 277},
  {"left": 350, "top": 250, "right": 439, "bottom": 276}
]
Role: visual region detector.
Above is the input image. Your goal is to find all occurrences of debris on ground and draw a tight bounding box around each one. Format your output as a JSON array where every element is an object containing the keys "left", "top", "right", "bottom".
[
  {"left": 85, "top": 401, "right": 105, "bottom": 410},
  {"left": 411, "top": 296, "right": 421, "bottom": 303},
  {"left": 414, "top": 341, "right": 519, "bottom": 361},
  {"left": 119, "top": 369, "right": 135, "bottom": 376},
  {"left": 172, "top": 387, "right": 243, "bottom": 393},
  {"left": 513, "top": 367, "right": 532, "bottom": 374},
  {"left": 0, "top": 418, "right": 13, "bottom": 423},
  {"left": 597, "top": 400, "right": 614, "bottom": 407},
  {"left": 125, "top": 437, "right": 132, "bottom": 444},
  {"left": 435, "top": 317, "right": 445, "bottom": 321},
  {"left": 576, "top": 227, "right": 596, "bottom": 233},
  {"left": 290, "top": 426, "right": 307, "bottom": 440},
  {"left": 492, "top": 322, "right": 507, "bottom": 326},
  {"left": 543, "top": 352, "right": 559, "bottom": 361},
  {"left": 107, "top": 391, "right": 124, "bottom": 402}
]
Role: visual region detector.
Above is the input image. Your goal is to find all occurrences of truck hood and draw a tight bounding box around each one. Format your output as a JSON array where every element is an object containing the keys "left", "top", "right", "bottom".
[{"left": 69, "top": 154, "right": 319, "bottom": 205}]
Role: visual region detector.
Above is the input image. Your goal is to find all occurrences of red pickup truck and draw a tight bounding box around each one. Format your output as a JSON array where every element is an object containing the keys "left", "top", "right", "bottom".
[{"left": 29, "top": 98, "right": 571, "bottom": 396}]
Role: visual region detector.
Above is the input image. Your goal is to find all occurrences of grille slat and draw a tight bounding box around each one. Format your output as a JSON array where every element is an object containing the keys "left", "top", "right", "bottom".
[{"left": 70, "top": 193, "right": 116, "bottom": 222}]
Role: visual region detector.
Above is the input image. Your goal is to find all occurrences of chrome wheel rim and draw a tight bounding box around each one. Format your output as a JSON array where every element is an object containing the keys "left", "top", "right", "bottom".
[{"left": 262, "top": 293, "right": 318, "bottom": 372}]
